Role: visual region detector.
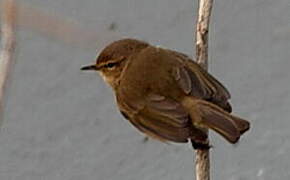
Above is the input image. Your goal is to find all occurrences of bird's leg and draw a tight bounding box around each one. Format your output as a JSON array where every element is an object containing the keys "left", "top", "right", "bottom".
[{"left": 190, "top": 139, "right": 212, "bottom": 150}]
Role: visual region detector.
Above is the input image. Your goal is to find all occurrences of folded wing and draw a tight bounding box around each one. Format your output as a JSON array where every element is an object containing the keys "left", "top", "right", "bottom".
[
  {"left": 170, "top": 50, "right": 232, "bottom": 112},
  {"left": 117, "top": 93, "right": 207, "bottom": 143}
]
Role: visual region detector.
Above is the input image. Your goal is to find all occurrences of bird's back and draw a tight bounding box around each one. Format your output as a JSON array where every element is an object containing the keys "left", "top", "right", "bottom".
[{"left": 119, "top": 46, "right": 185, "bottom": 101}]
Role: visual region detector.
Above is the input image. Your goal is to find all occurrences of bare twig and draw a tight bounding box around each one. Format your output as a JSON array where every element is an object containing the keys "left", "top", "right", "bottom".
[
  {"left": 194, "top": 0, "right": 214, "bottom": 180},
  {"left": 196, "top": 0, "right": 213, "bottom": 70},
  {"left": 0, "top": 0, "right": 16, "bottom": 118},
  {"left": 195, "top": 148, "right": 210, "bottom": 180}
]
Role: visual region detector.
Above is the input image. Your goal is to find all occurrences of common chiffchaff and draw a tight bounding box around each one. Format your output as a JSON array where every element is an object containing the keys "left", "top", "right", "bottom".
[{"left": 81, "top": 39, "right": 250, "bottom": 148}]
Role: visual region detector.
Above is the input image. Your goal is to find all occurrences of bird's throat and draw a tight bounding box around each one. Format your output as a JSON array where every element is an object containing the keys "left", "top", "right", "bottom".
[{"left": 99, "top": 72, "right": 120, "bottom": 90}]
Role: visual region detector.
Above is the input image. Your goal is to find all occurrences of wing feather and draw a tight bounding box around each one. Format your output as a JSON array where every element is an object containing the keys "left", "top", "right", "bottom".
[
  {"left": 117, "top": 93, "right": 193, "bottom": 143},
  {"left": 170, "top": 50, "right": 231, "bottom": 111}
]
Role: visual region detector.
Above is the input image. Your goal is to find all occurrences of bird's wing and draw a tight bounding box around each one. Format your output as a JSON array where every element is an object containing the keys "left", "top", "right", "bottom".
[
  {"left": 169, "top": 50, "right": 231, "bottom": 111},
  {"left": 117, "top": 93, "right": 207, "bottom": 143}
]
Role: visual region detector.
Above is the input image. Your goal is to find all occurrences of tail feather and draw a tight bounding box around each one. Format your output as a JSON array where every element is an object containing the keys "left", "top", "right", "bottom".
[
  {"left": 230, "top": 116, "right": 250, "bottom": 134},
  {"left": 189, "top": 100, "right": 250, "bottom": 144}
]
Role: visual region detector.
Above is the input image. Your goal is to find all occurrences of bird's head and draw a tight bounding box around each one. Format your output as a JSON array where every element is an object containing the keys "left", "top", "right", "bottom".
[{"left": 81, "top": 38, "right": 149, "bottom": 89}]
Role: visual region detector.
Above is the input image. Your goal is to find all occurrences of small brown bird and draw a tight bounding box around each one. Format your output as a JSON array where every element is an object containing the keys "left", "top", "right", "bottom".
[{"left": 81, "top": 38, "right": 250, "bottom": 148}]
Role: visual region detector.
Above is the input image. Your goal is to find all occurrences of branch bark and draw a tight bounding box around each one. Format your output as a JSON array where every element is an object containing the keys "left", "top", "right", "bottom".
[
  {"left": 196, "top": 0, "right": 213, "bottom": 70},
  {"left": 194, "top": 0, "right": 214, "bottom": 180},
  {"left": 0, "top": 0, "right": 16, "bottom": 119}
]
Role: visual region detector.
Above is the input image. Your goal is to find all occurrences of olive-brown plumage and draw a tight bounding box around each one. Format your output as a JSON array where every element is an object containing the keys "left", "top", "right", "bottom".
[{"left": 81, "top": 38, "right": 250, "bottom": 146}]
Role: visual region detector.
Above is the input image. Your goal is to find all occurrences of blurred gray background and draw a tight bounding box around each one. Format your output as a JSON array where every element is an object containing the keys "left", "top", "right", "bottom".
[{"left": 1, "top": 0, "right": 290, "bottom": 179}]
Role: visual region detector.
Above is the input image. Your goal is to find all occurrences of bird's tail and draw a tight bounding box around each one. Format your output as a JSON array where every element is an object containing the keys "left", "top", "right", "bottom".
[{"left": 184, "top": 99, "right": 250, "bottom": 144}]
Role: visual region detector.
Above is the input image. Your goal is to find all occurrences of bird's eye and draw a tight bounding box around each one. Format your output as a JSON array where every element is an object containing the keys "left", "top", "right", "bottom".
[{"left": 104, "top": 62, "right": 117, "bottom": 69}]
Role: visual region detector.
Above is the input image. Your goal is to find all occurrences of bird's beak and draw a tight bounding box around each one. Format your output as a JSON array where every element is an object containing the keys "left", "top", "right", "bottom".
[{"left": 81, "top": 64, "right": 99, "bottom": 71}]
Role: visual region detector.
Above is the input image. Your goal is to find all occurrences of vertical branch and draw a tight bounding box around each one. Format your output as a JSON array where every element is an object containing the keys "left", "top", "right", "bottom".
[
  {"left": 195, "top": 148, "right": 210, "bottom": 180},
  {"left": 196, "top": 0, "right": 213, "bottom": 69},
  {"left": 0, "top": 0, "right": 16, "bottom": 115},
  {"left": 194, "top": 0, "right": 214, "bottom": 180}
]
